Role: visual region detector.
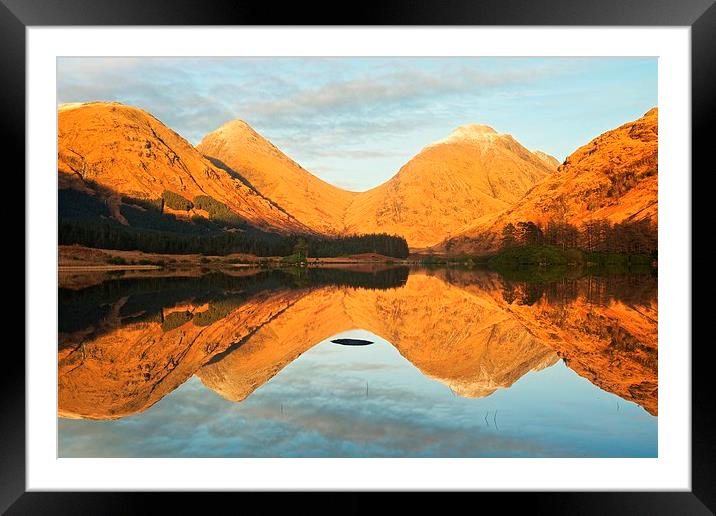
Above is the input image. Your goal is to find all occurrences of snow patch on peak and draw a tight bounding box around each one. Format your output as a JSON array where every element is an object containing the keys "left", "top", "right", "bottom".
[
  {"left": 57, "top": 101, "right": 126, "bottom": 112},
  {"left": 58, "top": 102, "right": 90, "bottom": 112},
  {"left": 452, "top": 124, "right": 498, "bottom": 136},
  {"left": 213, "top": 119, "right": 261, "bottom": 140},
  {"left": 432, "top": 124, "right": 507, "bottom": 146}
]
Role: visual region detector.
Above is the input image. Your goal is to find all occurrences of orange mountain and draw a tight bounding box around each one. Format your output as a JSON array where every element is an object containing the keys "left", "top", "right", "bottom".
[
  {"left": 58, "top": 102, "right": 309, "bottom": 234},
  {"left": 59, "top": 101, "right": 654, "bottom": 253},
  {"left": 343, "top": 125, "right": 555, "bottom": 248},
  {"left": 197, "top": 120, "right": 357, "bottom": 235},
  {"left": 441, "top": 108, "right": 658, "bottom": 253},
  {"left": 533, "top": 150, "right": 561, "bottom": 169},
  {"left": 199, "top": 121, "right": 557, "bottom": 248}
]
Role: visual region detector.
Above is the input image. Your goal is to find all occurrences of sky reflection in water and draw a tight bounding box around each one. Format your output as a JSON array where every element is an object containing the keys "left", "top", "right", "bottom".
[{"left": 59, "top": 321, "right": 656, "bottom": 458}]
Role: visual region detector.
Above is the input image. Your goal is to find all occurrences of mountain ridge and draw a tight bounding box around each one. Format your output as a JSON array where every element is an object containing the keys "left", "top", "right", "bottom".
[
  {"left": 199, "top": 117, "right": 558, "bottom": 248},
  {"left": 58, "top": 101, "right": 654, "bottom": 254}
]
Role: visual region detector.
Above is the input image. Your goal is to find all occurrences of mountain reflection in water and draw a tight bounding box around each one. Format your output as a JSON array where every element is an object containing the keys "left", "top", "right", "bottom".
[{"left": 58, "top": 266, "right": 657, "bottom": 457}]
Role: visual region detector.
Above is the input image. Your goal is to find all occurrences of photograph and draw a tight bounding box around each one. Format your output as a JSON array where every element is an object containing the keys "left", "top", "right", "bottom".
[
  {"left": 4, "top": 0, "right": 709, "bottom": 507},
  {"left": 56, "top": 56, "right": 659, "bottom": 459}
]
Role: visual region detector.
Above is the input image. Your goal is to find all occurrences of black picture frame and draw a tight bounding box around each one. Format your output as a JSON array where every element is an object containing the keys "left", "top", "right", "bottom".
[{"left": 4, "top": 0, "right": 711, "bottom": 513}]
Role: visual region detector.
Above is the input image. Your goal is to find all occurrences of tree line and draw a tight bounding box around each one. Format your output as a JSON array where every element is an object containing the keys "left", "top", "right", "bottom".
[
  {"left": 304, "top": 234, "right": 409, "bottom": 259},
  {"left": 501, "top": 219, "right": 657, "bottom": 254},
  {"left": 58, "top": 218, "right": 409, "bottom": 258},
  {"left": 59, "top": 186, "right": 409, "bottom": 258}
]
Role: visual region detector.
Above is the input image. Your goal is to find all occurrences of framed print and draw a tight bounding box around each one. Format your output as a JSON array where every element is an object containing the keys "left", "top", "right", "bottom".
[{"left": 5, "top": 0, "right": 713, "bottom": 512}]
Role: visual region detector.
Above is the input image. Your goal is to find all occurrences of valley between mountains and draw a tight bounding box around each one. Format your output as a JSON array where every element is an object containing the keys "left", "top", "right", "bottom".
[{"left": 58, "top": 101, "right": 657, "bottom": 258}]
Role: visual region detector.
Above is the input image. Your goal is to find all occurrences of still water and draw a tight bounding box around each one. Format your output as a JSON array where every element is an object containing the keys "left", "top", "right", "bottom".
[{"left": 58, "top": 266, "right": 657, "bottom": 457}]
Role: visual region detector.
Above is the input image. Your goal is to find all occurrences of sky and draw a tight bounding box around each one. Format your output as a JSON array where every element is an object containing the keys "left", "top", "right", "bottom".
[{"left": 57, "top": 57, "right": 657, "bottom": 192}]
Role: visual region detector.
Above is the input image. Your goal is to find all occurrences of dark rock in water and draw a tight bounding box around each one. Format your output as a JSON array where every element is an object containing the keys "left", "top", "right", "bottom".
[{"left": 331, "top": 338, "right": 374, "bottom": 346}]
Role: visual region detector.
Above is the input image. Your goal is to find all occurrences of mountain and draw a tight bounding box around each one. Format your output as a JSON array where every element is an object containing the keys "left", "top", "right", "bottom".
[
  {"left": 197, "top": 120, "right": 357, "bottom": 235},
  {"left": 533, "top": 150, "right": 561, "bottom": 169},
  {"left": 199, "top": 121, "right": 557, "bottom": 248},
  {"left": 59, "top": 101, "right": 653, "bottom": 254},
  {"left": 58, "top": 102, "right": 309, "bottom": 235},
  {"left": 343, "top": 124, "right": 556, "bottom": 248},
  {"left": 440, "top": 108, "right": 658, "bottom": 253}
]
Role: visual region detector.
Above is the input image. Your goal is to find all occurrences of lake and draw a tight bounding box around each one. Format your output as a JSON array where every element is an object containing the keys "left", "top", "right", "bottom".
[{"left": 58, "top": 266, "right": 657, "bottom": 457}]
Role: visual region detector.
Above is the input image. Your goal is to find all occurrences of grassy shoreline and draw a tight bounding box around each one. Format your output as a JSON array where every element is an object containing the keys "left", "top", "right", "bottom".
[
  {"left": 59, "top": 244, "right": 656, "bottom": 275},
  {"left": 58, "top": 245, "right": 416, "bottom": 269},
  {"left": 417, "top": 245, "right": 654, "bottom": 266},
  {"left": 59, "top": 264, "right": 162, "bottom": 272}
]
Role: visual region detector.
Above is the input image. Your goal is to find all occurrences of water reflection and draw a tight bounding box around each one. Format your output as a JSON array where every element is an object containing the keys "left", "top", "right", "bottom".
[{"left": 58, "top": 266, "right": 657, "bottom": 457}]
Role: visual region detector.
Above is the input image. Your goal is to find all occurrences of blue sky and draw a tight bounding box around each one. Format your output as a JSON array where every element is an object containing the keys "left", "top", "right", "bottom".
[{"left": 57, "top": 57, "right": 657, "bottom": 191}]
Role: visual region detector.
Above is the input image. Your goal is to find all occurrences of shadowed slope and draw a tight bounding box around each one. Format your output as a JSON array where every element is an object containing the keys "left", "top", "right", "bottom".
[{"left": 58, "top": 102, "right": 309, "bottom": 234}]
